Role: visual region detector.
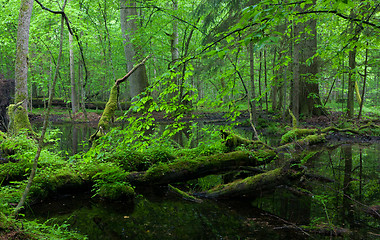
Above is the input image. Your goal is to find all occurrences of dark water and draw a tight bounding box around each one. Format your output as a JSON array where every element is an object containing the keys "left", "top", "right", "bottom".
[
  {"left": 27, "top": 123, "right": 380, "bottom": 239},
  {"left": 28, "top": 188, "right": 303, "bottom": 240}
]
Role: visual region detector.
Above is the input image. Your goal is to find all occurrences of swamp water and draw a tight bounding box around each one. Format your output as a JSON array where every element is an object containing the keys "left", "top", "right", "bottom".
[{"left": 27, "top": 123, "right": 380, "bottom": 239}]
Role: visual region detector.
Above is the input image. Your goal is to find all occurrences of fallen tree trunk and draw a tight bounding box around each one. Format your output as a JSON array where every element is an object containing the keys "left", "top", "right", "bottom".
[
  {"left": 198, "top": 164, "right": 304, "bottom": 199},
  {"left": 126, "top": 149, "right": 277, "bottom": 185},
  {"left": 221, "top": 130, "right": 273, "bottom": 150}
]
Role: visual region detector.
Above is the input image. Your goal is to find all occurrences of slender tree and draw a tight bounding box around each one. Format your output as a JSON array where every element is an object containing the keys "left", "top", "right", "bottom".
[
  {"left": 69, "top": 32, "right": 78, "bottom": 114},
  {"left": 14, "top": 0, "right": 34, "bottom": 110}
]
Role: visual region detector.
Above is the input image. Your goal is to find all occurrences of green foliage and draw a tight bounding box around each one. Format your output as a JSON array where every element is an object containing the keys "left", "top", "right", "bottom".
[
  {"left": 175, "top": 141, "right": 228, "bottom": 160},
  {"left": 31, "top": 167, "right": 83, "bottom": 200},
  {"left": 21, "top": 218, "right": 87, "bottom": 240},
  {"left": 194, "top": 175, "right": 223, "bottom": 191},
  {"left": 92, "top": 165, "right": 134, "bottom": 200},
  {"left": 0, "top": 181, "right": 24, "bottom": 215}
]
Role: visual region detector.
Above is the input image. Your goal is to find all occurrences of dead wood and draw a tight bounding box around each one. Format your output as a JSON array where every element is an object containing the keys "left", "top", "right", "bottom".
[
  {"left": 126, "top": 150, "right": 277, "bottom": 185},
  {"left": 198, "top": 164, "right": 304, "bottom": 199}
]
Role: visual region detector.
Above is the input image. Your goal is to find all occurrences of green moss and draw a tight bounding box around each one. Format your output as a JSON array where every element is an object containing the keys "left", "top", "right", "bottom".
[
  {"left": 301, "top": 134, "right": 326, "bottom": 145},
  {"left": 0, "top": 161, "right": 32, "bottom": 182},
  {"left": 90, "top": 85, "right": 119, "bottom": 143},
  {"left": 98, "top": 84, "right": 119, "bottom": 130},
  {"left": 30, "top": 167, "right": 83, "bottom": 200},
  {"left": 281, "top": 128, "right": 317, "bottom": 144},
  {"left": 250, "top": 149, "right": 277, "bottom": 162},
  {"left": 90, "top": 162, "right": 135, "bottom": 200},
  {"left": 168, "top": 184, "right": 202, "bottom": 203},
  {"left": 96, "top": 182, "right": 134, "bottom": 200},
  {"left": 7, "top": 103, "right": 34, "bottom": 135}
]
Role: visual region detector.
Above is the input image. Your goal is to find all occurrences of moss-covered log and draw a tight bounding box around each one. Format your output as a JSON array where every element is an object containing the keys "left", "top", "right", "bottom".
[
  {"left": 126, "top": 150, "right": 277, "bottom": 185},
  {"left": 221, "top": 130, "right": 272, "bottom": 150},
  {"left": 321, "top": 123, "right": 379, "bottom": 134},
  {"left": 199, "top": 164, "right": 304, "bottom": 199},
  {"left": 168, "top": 184, "right": 202, "bottom": 203},
  {"left": 281, "top": 128, "right": 317, "bottom": 144}
]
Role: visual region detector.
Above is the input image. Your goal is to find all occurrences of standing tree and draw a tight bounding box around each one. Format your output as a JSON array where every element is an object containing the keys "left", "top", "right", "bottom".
[
  {"left": 14, "top": 0, "right": 34, "bottom": 110},
  {"left": 69, "top": 32, "right": 78, "bottom": 114},
  {"left": 120, "top": 0, "right": 149, "bottom": 100},
  {"left": 292, "top": 1, "right": 322, "bottom": 119}
]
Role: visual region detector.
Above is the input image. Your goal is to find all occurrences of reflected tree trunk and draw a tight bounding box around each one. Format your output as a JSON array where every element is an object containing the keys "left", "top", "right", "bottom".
[
  {"left": 342, "top": 145, "right": 353, "bottom": 226},
  {"left": 69, "top": 32, "right": 78, "bottom": 114},
  {"left": 72, "top": 125, "right": 78, "bottom": 154}
]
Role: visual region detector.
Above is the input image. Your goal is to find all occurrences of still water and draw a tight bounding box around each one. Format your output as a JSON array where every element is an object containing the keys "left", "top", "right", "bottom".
[{"left": 28, "top": 123, "right": 380, "bottom": 239}]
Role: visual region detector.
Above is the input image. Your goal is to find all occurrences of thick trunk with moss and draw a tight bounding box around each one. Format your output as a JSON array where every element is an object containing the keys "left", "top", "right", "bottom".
[
  {"left": 126, "top": 150, "right": 277, "bottom": 185},
  {"left": 7, "top": 102, "right": 34, "bottom": 135},
  {"left": 199, "top": 165, "right": 304, "bottom": 199}
]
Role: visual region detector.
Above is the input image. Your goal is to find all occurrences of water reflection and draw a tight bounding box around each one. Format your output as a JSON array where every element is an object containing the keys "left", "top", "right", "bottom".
[
  {"left": 27, "top": 189, "right": 290, "bottom": 240},
  {"left": 29, "top": 122, "right": 379, "bottom": 239}
]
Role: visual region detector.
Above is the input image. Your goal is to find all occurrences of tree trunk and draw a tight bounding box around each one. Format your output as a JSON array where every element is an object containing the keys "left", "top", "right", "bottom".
[
  {"left": 170, "top": 0, "right": 179, "bottom": 100},
  {"left": 120, "top": 0, "right": 149, "bottom": 100},
  {"left": 200, "top": 165, "right": 304, "bottom": 199},
  {"left": 248, "top": 41, "right": 257, "bottom": 124},
  {"left": 347, "top": 46, "right": 356, "bottom": 118},
  {"left": 126, "top": 150, "right": 277, "bottom": 185},
  {"left": 13, "top": 4, "right": 66, "bottom": 215},
  {"left": 271, "top": 47, "right": 278, "bottom": 111},
  {"left": 258, "top": 51, "right": 263, "bottom": 110},
  {"left": 69, "top": 32, "right": 78, "bottom": 114},
  {"left": 358, "top": 45, "right": 368, "bottom": 120},
  {"left": 264, "top": 48, "right": 268, "bottom": 112},
  {"left": 293, "top": 2, "right": 322, "bottom": 118},
  {"left": 15, "top": 0, "right": 34, "bottom": 110}
]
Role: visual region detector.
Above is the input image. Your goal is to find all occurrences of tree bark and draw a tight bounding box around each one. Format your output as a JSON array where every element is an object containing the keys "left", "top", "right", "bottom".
[
  {"left": 69, "top": 32, "right": 78, "bottom": 114},
  {"left": 15, "top": 0, "right": 34, "bottom": 110},
  {"left": 248, "top": 41, "right": 257, "bottom": 125},
  {"left": 358, "top": 45, "right": 368, "bottom": 120},
  {"left": 120, "top": 0, "right": 149, "bottom": 100},
  {"left": 347, "top": 47, "right": 356, "bottom": 118},
  {"left": 293, "top": 1, "right": 322, "bottom": 118}
]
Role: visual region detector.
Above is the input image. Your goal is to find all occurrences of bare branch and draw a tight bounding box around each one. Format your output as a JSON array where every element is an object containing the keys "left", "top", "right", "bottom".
[{"left": 115, "top": 54, "right": 152, "bottom": 86}]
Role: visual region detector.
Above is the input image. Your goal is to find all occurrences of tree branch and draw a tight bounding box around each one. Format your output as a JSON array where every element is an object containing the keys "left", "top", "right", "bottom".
[
  {"left": 296, "top": 10, "right": 380, "bottom": 29},
  {"left": 115, "top": 54, "right": 152, "bottom": 86}
]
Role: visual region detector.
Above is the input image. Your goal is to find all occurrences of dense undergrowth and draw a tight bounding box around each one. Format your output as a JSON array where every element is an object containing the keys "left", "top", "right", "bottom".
[
  {"left": 1, "top": 109, "right": 379, "bottom": 239},
  {"left": 0, "top": 123, "right": 231, "bottom": 239}
]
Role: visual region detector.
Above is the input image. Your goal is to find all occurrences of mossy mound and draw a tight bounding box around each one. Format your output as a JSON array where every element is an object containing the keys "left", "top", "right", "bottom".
[{"left": 281, "top": 128, "right": 317, "bottom": 144}]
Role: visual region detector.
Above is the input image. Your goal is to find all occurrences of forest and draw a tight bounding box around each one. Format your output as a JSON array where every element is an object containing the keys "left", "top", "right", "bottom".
[{"left": 0, "top": 0, "right": 379, "bottom": 239}]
